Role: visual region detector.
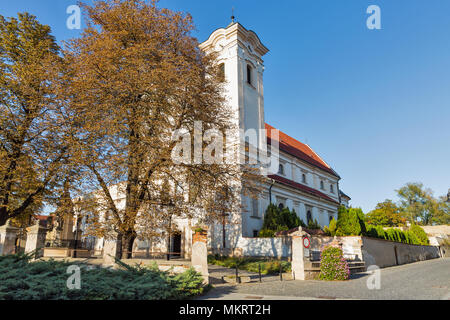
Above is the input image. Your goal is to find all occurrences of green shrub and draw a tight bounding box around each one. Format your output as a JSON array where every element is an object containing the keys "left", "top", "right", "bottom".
[
  {"left": 329, "top": 218, "right": 337, "bottom": 235},
  {"left": 409, "top": 224, "right": 429, "bottom": 245},
  {"left": 362, "top": 223, "right": 429, "bottom": 246},
  {"left": 258, "top": 204, "right": 304, "bottom": 237},
  {"left": 307, "top": 218, "right": 321, "bottom": 230},
  {"left": 318, "top": 245, "right": 349, "bottom": 281},
  {"left": 0, "top": 253, "right": 206, "bottom": 300},
  {"left": 207, "top": 255, "right": 290, "bottom": 275},
  {"left": 375, "top": 225, "right": 386, "bottom": 239},
  {"left": 258, "top": 229, "right": 275, "bottom": 238},
  {"left": 336, "top": 207, "right": 366, "bottom": 236}
]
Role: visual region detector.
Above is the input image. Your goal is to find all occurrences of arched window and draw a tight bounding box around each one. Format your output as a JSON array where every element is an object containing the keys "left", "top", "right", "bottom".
[
  {"left": 330, "top": 184, "right": 334, "bottom": 193},
  {"left": 307, "top": 211, "right": 312, "bottom": 224},
  {"left": 302, "top": 173, "right": 307, "bottom": 184},
  {"left": 320, "top": 180, "right": 324, "bottom": 190},
  {"left": 278, "top": 164, "right": 284, "bottom": 175},
  {"left": 278, "top": 203, "right": 284, "bottom": 210},
  {"left": 247, "top": 64, "right": 252, "bottom": 85}
]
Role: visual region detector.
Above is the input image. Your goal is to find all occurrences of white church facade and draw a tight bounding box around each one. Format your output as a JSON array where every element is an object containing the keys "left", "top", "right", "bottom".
[
  {"left": 201, "top": 21, "right": 346, "bottom": 242},
  {"left": 80, "top": 21, "right": 349, "bottom": 259}
]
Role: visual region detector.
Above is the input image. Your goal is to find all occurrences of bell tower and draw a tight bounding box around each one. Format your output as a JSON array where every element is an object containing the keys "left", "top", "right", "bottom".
[{"left": 199, "top": 21, "right": 269, "bottom": 151}]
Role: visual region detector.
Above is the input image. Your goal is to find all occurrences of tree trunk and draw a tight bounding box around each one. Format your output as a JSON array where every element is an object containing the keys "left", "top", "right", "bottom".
[
  {"left": 121, "top": 230, "right": 137, "bottom": 259},
  {"left": 0, "top": 210, "right": 8, "bottom": 226},
  {"left": 115, "top": 232, "right": 123, "bottom": 260}
]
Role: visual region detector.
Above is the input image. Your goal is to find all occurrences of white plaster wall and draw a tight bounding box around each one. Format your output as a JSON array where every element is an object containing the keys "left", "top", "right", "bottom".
[{"left": 237, "top": 236, "right": 291, "bottom": 258}]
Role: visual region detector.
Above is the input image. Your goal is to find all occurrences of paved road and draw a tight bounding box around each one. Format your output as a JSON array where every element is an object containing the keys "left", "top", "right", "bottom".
[{"left": 199, "top": 258, "right": 450, "bottom": 300}]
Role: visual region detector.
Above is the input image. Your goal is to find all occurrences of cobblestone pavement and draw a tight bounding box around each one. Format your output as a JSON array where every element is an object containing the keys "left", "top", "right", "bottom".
[{"left": 200, "top": 258, "right": 450, "bottom": 300}]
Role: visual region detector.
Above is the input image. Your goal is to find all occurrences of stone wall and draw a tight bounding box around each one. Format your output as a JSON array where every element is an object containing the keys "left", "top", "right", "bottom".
[
  {"left": 361, "top": 236, "right": 441, "bottom": 268},
  {"left": 309, "top": 235, "right": 440, "bottom": 269},
  {"left": 310, "top": 236, "right": 363, "bottom": 261},
  {"left": 233, "top": 236, "right": 292, "bottom": 259}
]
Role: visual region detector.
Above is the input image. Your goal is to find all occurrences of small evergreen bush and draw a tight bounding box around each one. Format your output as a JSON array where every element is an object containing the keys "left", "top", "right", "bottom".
[
  {"left": 409, "top": 224, "right": 429, "bottom": 245},
  {"left": 324, "top": 218, "right": 337, "bottom": 236},
  {"left": 207, "top": 255, "right": 290, "bottom": 274},
  {"left": 258, "top": 204, "right": 304, "bottom": 237},
  {"left": 318, "top": 245, "right": 350, "bottom": 281},
  {"left": 307, "top": 218, "right": 321, "bottom": 230},
  {"left": 0, "top": 252, "right": 206, "bottom": 300},
  {"left": 335, "top": 207, "right": 366, "bottom": 236}
]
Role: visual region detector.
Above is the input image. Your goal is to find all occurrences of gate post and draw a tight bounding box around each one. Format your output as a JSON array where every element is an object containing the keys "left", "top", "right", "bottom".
[
  {"left": 0, "top": 220, "right": 19, "bottom": 255},
  {"left": 291, "top": 229, "right": 309, "bottom": 280},
  {"left": 191, "top": 229, "right": 209, "bottom": 284},
  {"left": 103, "top": 234, "right": 119, "bottom": 267},
  {"left": 25, "top": 222, "right": 48, "bottom": 259}
]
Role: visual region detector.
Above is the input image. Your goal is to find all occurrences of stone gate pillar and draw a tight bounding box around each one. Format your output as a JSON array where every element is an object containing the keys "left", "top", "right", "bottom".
[
  {"left": 25, "top": 222, "right": 48, "bottom": 259},
  {"left": 103, "top": 238, "right": 119, "bottom": 266},
  {"left": 191, "top": 229, "right": 209, "bottom": 284},
  {"left": 0, "top": 220, "right": 19, "bottom": 255},
  {"left": 291, "top": 228, "right": 309, "bottom": 281}
]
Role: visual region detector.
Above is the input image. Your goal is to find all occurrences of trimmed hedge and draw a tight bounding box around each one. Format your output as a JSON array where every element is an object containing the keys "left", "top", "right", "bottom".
[
  {"left": 207, "top": 255, "right": 290, "bottom": 274},
  {"left": 333, "top": 206, "right": 430, "bottom": 246},
  {"left": 364, "top": 224, "right": 429, "bottom": 245},
  {"left": 0, "top": 252, "right": 207, "bottom": 300}
]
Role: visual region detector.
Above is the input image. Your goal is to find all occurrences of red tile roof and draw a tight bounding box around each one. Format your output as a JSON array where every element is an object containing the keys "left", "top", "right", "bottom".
[
  {"left": 268, "top": 174, "right": 339, "bottom": 205},
  {"left": 34, "top": 215, "right": 50, "bottom": 221},
  {"left": 275, "top": 226, "right": 327, "bottom": 237},
  {"left": 265, "top": 123, "right": 339, "bottom": 178}
]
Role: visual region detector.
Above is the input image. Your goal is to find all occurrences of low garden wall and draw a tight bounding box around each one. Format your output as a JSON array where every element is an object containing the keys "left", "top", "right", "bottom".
[
  {"left": 310, "top": 235, "right": 440, "bottom": 268},
  {"left": 225, "top": 236, "right": 292, "bottom": 259},
  {"left": 361, "top": 236, "right": 440, "bottom": 268},
  {"left": 310, "top": 236, "right": 363, "bottom": 261},
  {"left": 211, "top": 233, "right": 441, "bottom": 268}
]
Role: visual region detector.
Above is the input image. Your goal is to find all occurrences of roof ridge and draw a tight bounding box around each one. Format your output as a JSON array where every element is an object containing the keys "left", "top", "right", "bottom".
[{"left": 265, "top": 123, "right": 339, "bottom": 177}]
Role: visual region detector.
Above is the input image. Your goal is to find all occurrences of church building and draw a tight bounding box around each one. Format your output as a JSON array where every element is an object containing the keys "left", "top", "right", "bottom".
[
  {"left": 78, "top": 20, "right": 350, "bottom": 259},
  {"left": 200, "top": 21, "right": 347, "bottom": 248}
]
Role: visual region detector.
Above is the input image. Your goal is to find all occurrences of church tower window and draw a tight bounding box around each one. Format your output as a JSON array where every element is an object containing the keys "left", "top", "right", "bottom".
[
  {"left": 218, "top": 63, "right": 225, "bottom": 82},
  {"left": 246, "top": 64, "right": 252, "bottom": 85}
]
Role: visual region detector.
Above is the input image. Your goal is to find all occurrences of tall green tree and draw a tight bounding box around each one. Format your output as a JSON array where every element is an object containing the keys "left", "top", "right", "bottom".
[
  {"left": 336, "top": 206, "right": 366, "bottom": 236},
  {"left": 430, "top": 196, "right": 450, "bottom": 225},
  {"left": 0, "top": 13, "right": 70, "bottom": 226},
  {"left": 396, "top": 183, "right": 447, "bottom": 225}
]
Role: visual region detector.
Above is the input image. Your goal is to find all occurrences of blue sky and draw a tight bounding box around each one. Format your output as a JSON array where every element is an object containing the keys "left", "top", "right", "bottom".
[{"left": 2, "top": 0, "right": 449, "bottom": 212}]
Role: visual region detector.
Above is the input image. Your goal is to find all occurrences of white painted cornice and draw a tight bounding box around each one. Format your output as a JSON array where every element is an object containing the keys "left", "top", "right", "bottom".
[{"left": 200, "top": 22, "right": 269, "bottom": 59}]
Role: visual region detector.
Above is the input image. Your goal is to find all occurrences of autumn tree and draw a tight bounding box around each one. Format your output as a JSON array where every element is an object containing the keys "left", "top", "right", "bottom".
[
  {"left": 366, "top": 199, "right": 406, "bottom": 227},
  {"left": 63, "top": 0, "right": 262, "bottom": 258},
  {"left": 0, "top": 13, "right": 71, "bottom": 226}
]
